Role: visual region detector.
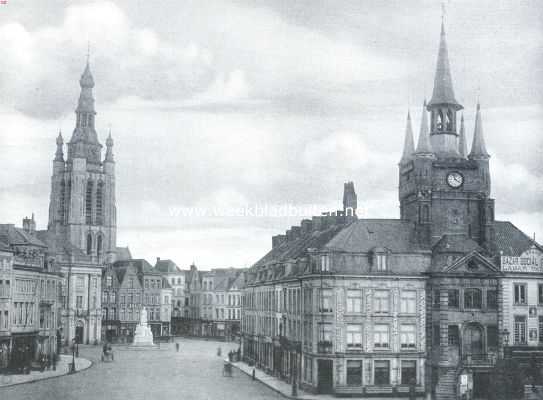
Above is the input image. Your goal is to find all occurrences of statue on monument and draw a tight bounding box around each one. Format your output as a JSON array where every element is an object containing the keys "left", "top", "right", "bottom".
[{"left": 132, "top": 306, "right": 154, "bottom": 346}]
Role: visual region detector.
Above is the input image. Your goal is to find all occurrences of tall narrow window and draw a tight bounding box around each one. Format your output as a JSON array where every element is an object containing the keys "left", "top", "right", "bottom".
[
  {"left": 97, "top": 234, "right": 103, "bottom": 258},
  {"left": 86, "top": 180, "right": 93, "bottom": 224},
  {"left": 86, "top": 233, "right": 92, "bottom": 255},
  {"left": 446, "top": 109, "right": 453, "bottom": 131},
  {"left": 66, "top": 180, "right": 71, "bottom": 223},
  {"left": 514, "top": 284, "right": 527, "bottom": 305},
  {"left": 96, "top": 181, "right": 104, "bottom": 225},
  {"left": 59, "top": 179, "right": 66, "bottom": 222},
  {"left": 437, "top": 110, "right": 444, "bottom": 131},
  {"left": 514, "top": 316, "right": 527, "bottom": 344}
]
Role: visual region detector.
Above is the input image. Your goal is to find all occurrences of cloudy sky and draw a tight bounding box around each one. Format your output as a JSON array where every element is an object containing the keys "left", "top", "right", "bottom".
[{"left": 0, "top": 0, "right": 541, "bottom": 269}]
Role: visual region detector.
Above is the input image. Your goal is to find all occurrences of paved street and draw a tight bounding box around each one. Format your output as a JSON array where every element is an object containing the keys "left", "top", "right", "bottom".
[{"left": 1, "top": 338, "right": 283, "bottom": 400}]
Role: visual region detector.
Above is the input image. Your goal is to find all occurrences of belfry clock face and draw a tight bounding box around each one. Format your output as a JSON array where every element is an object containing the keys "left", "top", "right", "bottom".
[{"left": 447, "top": 172, "right": 464, "bottom": 188}]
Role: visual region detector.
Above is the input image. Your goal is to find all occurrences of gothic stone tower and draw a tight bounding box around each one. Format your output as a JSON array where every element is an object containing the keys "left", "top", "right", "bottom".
[
  {"left": 47, "top": 60, "right": 117, "bottom": 264},
  {"left": 398, "top": 21, "right": 494, "bottom": 250}
]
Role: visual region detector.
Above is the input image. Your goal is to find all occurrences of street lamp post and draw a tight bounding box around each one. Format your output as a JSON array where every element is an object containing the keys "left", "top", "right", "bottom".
[{"left": 69, "top": 338, "right": 76, "bottom": 374}]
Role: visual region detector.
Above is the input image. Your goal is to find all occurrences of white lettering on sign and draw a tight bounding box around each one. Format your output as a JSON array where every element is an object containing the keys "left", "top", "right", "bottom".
[{"left": 501, "top": 256, "right": 542, "bottom": 273}]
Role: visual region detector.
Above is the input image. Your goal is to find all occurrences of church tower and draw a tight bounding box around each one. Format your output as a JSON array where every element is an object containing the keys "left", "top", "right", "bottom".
[
  {"left": 399, "top": 22, "right": 494, "bottom": 249},
  {"left": 47, "top": 59, "right": 117, "bottom": 264}
]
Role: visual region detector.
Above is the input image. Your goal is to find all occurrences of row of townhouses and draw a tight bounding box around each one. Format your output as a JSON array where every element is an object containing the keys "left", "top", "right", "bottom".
[{"left": 240, "top": 22, "right": 543, "bottom": 400}]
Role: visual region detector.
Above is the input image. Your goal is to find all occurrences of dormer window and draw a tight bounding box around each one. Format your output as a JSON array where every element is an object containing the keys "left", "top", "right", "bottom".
[
  {"left": 321, "top": 254, "right": 330, "bottom": 272},
  {"left": 376, "top": 254, "right": 387, "bottom": 271}
]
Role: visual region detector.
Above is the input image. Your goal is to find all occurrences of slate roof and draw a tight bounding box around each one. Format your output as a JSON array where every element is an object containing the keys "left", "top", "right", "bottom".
[
  {"left": 254, "top": 224, "right": 346, "bottom": 268},
  {"left": 493, "top": 221, "right": 542, "bottom": 256},
  {"left": 155, "top": 259, "right": 181, "bottom": 273},
  {"left": 36, "top": 230, "right": 86, "bottom": 258},
  {"left": 325, "top": 219, "right": 420, "bottom": 253},
  {"left": 116, "top": 247, "right": 132, "bottom": 261},
  {"left": 432, "top": 234, "right": 483, "bottom": 254},
  {"left": 0, "top": 225, "right": 47, "bottom": 248},
  {"left": 112, "top": 259, "right": 159, "bottom": 284}
]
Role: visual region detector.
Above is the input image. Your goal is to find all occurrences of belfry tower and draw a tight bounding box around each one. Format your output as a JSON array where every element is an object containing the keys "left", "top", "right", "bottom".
[
  {"left": 47, "top": 59, "right": 117, "bottom": 264},
  {"left": 398, "top": 21, "right": 494, "bottom": 249}
]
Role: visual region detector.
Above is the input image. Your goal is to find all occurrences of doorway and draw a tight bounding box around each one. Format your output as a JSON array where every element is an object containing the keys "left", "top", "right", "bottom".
[
  {"left": 473, "top": 372, "right": 490, "bottom": 399},
  {"left": 75, "top": 324, "right": 84, "bottom": 344},
  {"left": 317, "top": 359, "right": 333, "bottom": 394},
  {"left": 463, "top": 324, "right": 483, "bottom": 357}
]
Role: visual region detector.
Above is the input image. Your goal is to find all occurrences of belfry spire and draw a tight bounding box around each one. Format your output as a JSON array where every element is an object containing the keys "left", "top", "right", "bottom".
[
  {"left": 428, "top": 20, "right": 461, "bottom": 109},
  {"left": 458, "top": 114, "right": 467, "bottom": 158},
  {"left": 469, "top": 103, "right": 490, "bottom": 159},
  {"left": 415, "top": 100, "right": 434, "bottom": 157},
  {"left": 105, "top": 129, "right": 114, "bottom": 163},
  {"left": 399, "top": 111, "right": 415, "bottom": 164}
]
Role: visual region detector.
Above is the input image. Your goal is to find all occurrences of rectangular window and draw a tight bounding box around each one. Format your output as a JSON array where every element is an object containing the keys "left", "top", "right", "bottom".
[
  {"left": 374, "top": 360, "right": 390, "bottom": 385},
  {"left": 102, "top": 292, "right": 107, "bottom": 304},
  {"left": 374, "top": 290, "right": 389, "bottom": 313},
  {"left": 76, "top": 276, "right": 85, "bottom": 291},
  {"left": 346, "top": 324, "right": 363, "bottom": 349},
  {"left": 464, "top": 288, "right": 482, "bottom": 309},
  {"left": 448, "top": 325, "right": 459, "bottom": 345},
  {"left": 400, "top": 324, "right": 416, "bottom": 349},
  {"left": 487, "top": 290, "right": 497, "bottom": 309},
  {"left": 400, "top": 290, "right": 417, "bottom": 314},
  {"left": 433, "top": 290, "right": 440, "bottom": 309},
  {"left": 346, "top": 290, "right": 362, "bottom": 313},
  {"left": 514, "top": 315, "right": 527, "bottom": 344},
  {"left": 106, "top": 276, "right": 112, "bottom": 288},
  {"left": 318, "top": 323, "right": 332, "bottom": 343},
  {"left": 346, "top": 360, "right": 363, "bottom": 386},
  {"left": 538, "top": 284, "right": 543, "bottom": 305},
  {"left": 319, "top": 289, "right": 333, "bottom": 312},
  {"left": 401, "top": 360, "right": 417, "bottom": 385},
  {"left": 448, "top": 289, "right": 459, "bottom": 308},
  {"left": 487, "top": 325, "right": 498, "bottom": 348},
  {"left": 514, "top": 284, "right": 527, "bottom": 305},
  {"left": 76, "top": 296, "right": 83, "bottom": 309},
  {"left": 376, "top": 254, "right": 387, "bottom": 271},
  {"left": 539, "top": 317, "right": 543, "bottom": 344},
  {"left": 433, "top": 324, "right": 440, "bottom": 345},
  {"left": 321, "top": 254, "right": 330, "bottom": 272},
  {"left": 373, "top": 324, "right": 389, "bottom": 349}
]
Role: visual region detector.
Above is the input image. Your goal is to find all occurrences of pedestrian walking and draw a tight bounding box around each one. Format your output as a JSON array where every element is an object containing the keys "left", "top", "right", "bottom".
[
  {"left": 176, "top": 342, "right": 180, "bottom": 352},
  {"left": 252, "top": 368, "right": 255, "bottom": 381},
  {"left": 217, "top": 346, "right": 222, "bottom": 357}
]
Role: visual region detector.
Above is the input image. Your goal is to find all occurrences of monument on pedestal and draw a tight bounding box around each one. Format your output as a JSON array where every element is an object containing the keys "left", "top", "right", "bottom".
[{"left": 132, "top": 307, "right": 154, "bottom": 346}]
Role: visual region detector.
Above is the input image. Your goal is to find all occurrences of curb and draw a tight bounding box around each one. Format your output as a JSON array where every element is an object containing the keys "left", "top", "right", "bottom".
[
  {"left": 0, "top": 357, "right": 93, "bottom": 388},
  {"left": 230, "top": 363, "right": 304, "bottom": 400}
]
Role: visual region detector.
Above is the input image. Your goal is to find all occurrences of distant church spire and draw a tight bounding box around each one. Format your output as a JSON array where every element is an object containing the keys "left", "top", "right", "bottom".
[
  {"left": 105, "top": 129, "right": 114, "bottom": 163},
  {"left": 399, "top": 111, "right": 415, "bottom": 164},
  {"left": 55, "top": 131, "right": 64, "bottom": 162},
  {"left": 415, "top": 100, "right": 434, "bottom": 157},
  {"left": 458, "top": 114, "right": 467, "bottom": 158},
  {"left": 469, "top": 103, "right": 490, "bottom": 159},
  {"left": 343, "top": 181, "right": 357, "bottom": 217}
]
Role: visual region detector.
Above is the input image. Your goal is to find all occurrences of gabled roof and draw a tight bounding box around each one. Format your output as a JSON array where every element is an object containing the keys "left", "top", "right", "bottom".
[
  {"left": 325, "top": 219, "right": 420, "bottom": 253},
  {"left": 494, "top": 221, "right": 542, "bottom": 256},
  {"left": 431, "top": 250, "right": 500, "bottom": 274},
  {"left": 0, "top": 224, "right": 47, "bottom": 248}
]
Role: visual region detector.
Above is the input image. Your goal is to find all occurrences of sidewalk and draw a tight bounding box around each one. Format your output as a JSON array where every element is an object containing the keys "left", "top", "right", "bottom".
[
  {"left": 231, "top": 361, "right": 427, "bottom": 400},
  {"left": 0, "top": 354, "right": 92, "bottom": 388}
]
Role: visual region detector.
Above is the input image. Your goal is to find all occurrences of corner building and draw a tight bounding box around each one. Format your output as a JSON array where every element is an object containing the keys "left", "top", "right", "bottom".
[{"left": 242, "top": 21, "right": 542, "bottom": 400}]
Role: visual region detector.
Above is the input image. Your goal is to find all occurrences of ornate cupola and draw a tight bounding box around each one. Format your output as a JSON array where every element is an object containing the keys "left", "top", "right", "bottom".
[
  {"left": 426, "top": 21, "right": 463, "bottom": 158},
  {"left": 67, "top": 59, "right": 102, "bottom": 165}
]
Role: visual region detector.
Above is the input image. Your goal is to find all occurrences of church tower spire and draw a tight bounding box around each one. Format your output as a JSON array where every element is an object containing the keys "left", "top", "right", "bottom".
[
  {"left": 426, "top": 21, "right": 463, "bottom": 158},
  {"left": 399, "top": 111, "right": 415, "bottom": 164},
  {"left": 54, "top": 131, "right": 64, "bottom": 162},
  {"left": 469, "top": 103, "right": 490, "bottom": 160},
  {"left": 415, "top": 100, "right": 434, "bottom": 157},
  {"left": 67, "top": 58, "right": 102, "bottom": 164},
  {"left": 458, "top": 114, "right": 468, "bottom": 158}
]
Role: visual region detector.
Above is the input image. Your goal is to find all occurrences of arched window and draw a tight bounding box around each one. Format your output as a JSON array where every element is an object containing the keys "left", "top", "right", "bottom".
[
  {"left": 86, "top": 233, "right": 92, "bottom": 255},
  {"left": 446, "top": 109, "right": 454, "bottom": 131},
  {"left": 85, "top": 180, "right": 93, "bottom": 224},
  {"left": 59, "top": 179, "right": 66, "bottom": 222},
  {"left": 97, "top": 234, "right": 103, "bottom": 258},
  {"left": 96, "top": 181, "right": 104, "bottom": 225},
  {"left": 437, "top": 110, "right": 444, "bottom": 131}
]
